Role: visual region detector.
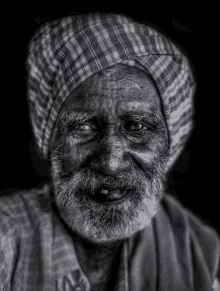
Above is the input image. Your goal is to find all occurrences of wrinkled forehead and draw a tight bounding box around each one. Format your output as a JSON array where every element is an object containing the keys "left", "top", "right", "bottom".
[{"left": 58, "top": 64, "right": 164, "bottom": 120}]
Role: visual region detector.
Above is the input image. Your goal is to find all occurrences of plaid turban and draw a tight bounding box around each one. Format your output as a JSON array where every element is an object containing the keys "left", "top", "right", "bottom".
[{"left": 26, "top": 12, "right": 195, "bottom": 172}]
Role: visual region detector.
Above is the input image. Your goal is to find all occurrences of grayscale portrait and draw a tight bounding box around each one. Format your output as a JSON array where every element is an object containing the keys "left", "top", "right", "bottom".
[{"left": 0, "top": 9, "right": 219, "bottom": 291}]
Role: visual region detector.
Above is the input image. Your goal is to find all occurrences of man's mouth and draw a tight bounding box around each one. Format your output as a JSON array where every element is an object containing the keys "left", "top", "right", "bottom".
[{"left": 90, "top": 187, "right": 132, "bottom": 204}]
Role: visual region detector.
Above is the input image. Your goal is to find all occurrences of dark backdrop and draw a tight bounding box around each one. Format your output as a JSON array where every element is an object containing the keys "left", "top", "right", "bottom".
[{"left": 0, "top": 5, "right": 219, "bottom": 233}]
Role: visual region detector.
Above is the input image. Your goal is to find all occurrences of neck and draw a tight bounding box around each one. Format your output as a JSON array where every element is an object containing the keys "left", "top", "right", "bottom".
[{"left": 73, "top": 232, "right": 123, "bottom": 269}]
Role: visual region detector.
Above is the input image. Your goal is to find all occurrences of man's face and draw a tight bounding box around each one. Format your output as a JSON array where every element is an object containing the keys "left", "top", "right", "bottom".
[{"left": 50, "top": 64, "right": 168, "bottom": 244}]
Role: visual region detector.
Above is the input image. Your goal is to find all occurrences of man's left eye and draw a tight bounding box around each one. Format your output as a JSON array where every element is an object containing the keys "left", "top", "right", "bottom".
[{"left": 126, "top": 122, "right": 148, "bottom": 132}]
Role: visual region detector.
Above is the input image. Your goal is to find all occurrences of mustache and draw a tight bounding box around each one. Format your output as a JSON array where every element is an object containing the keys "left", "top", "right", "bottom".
[{"left": 63, "top": 166, "right": 149, "bottom": 192}]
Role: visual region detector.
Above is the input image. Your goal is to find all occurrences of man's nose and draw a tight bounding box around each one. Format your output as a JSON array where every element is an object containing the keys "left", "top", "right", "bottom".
[{"left": 90, "top": 136, "right": 130, "bottom": 175}]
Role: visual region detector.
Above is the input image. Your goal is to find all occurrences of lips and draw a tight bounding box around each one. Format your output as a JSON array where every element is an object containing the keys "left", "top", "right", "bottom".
[{"left": 91, "top": 187, "right": 131, "bottom": 204}]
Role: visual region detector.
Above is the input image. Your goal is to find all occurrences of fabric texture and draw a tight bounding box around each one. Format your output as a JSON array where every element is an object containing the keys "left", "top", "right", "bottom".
[
  {"left": 26, "top": 13, "right": 195, "bottom": 171},
  {"left": 0, "top": 184, "right": 219, "bottom": 291}
]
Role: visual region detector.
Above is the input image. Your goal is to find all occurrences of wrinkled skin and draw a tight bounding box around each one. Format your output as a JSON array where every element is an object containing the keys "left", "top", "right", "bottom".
[{"left": 50, "top": 64, "right": 169, "bottom": 247}]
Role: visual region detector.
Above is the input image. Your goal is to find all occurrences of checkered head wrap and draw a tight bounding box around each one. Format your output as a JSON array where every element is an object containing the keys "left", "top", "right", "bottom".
[{"left": 26, "top": 12, "right": 195, "bottom": 172}]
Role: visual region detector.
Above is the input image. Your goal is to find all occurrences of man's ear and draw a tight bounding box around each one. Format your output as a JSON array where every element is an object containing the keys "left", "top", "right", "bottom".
[
  {"left": 50, "top": 130, "right": 55, "bottom": 153},
  {"left": 49, "top": 120, "right": 65, "bottom": 155},
  {"left": 50, "top": 114, "right": 61, "bottom": 152}
]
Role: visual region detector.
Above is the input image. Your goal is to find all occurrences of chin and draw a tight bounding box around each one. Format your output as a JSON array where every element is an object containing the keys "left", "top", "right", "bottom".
[{"left": 59, "top": 194, "right": 160, "bottom": 244}]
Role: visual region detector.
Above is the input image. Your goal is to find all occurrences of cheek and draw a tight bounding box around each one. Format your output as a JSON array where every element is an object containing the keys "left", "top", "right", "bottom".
[
  {"left": 127, "top": 136, "right": 167, "bottom": 169},
  {"left": 58, "top": 136, "right": 92, "bottom": 172},
  {"left": 128, "top": 145, "right": 156, "bottom": 169}
]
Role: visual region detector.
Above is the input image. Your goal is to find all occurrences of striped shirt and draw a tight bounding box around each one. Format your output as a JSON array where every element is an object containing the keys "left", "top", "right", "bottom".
[{"left": 0, "top": 183, "right": 219, "bottom": 291}]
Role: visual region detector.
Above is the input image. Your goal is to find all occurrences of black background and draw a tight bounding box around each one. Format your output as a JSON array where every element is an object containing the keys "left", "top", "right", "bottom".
[{"left": 0, "top": 5, "right": 219, "bottom": 233}]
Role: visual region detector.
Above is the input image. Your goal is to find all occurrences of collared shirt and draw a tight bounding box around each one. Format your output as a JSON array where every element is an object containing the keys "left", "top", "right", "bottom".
[{"left": 0, "top": 183, "right": 219, "bottom": 291}]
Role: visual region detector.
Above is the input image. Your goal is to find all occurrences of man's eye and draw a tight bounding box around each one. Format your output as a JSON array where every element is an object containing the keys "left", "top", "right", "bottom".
[
  {"left": 75, "top": 124, "right": 93, "bottom": 131},
  {"left": 72, "top": 124, "right": 97, "bottom": 134},
  {"left": 126, "top": 122, "right": 148, "bottom": 132}
]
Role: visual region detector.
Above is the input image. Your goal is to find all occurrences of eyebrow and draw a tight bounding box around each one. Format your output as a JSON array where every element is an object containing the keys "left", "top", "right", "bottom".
[
  {"left": 58, "top": 111, "right": 96, "bottom": 126},
  {"left": 119, "top": 110, "right": 165, "bottom": 127},
  {"left": 57, "top": 110, "right": 165, "bottom": 129}
]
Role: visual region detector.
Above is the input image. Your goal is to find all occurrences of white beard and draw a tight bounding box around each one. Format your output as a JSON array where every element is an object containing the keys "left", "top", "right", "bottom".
[{"left": 51, "top": 154, "right": 165, "bottom": 244}]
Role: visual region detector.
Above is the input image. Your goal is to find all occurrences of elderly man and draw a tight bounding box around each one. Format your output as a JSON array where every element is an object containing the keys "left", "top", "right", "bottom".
[{"left": 0, "top": 12, "right": 219, "bottom": 291}]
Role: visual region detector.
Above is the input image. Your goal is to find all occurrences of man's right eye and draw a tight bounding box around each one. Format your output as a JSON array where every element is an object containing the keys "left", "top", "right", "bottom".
[
  {"left": 70, "top": 123, "right": 97, "bottom": 139},
  {"left": 74, "top": 124, "right": 94, "bottom": 131}
]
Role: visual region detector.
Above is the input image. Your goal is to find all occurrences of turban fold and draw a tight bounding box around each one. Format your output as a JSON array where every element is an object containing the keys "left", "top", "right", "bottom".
[{"left": 26, "top": 13, "right": 195, "bottom": 172}]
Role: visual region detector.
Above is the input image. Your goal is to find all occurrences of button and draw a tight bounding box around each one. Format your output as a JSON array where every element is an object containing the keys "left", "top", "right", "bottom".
[{"left": 73, "top": 283, "right": 84, "bottom": 291}]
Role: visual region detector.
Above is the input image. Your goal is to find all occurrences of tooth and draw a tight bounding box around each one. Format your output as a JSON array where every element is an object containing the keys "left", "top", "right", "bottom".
[{"left": 101, "top": 189, "right": 109, "bottom": 195}]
